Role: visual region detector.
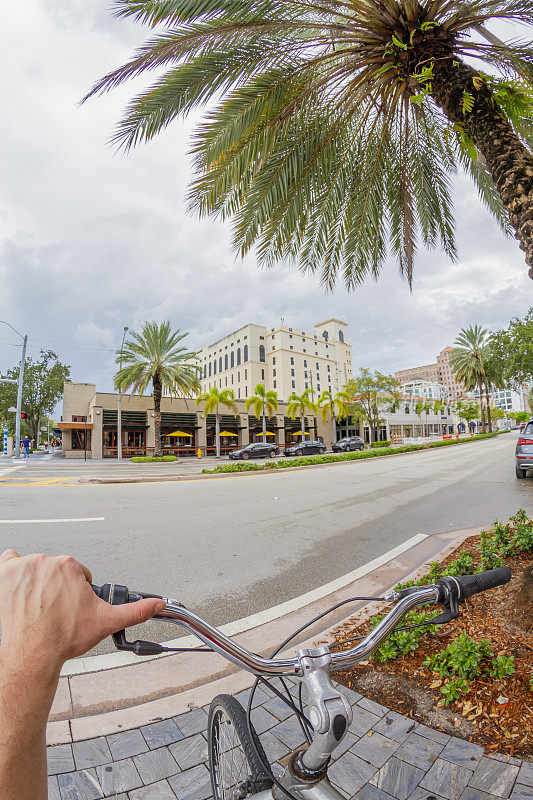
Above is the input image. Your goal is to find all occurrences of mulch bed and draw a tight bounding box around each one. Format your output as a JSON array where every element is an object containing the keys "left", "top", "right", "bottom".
[{"left": 331, "top": 535, "right": 533, "bottom": 758}]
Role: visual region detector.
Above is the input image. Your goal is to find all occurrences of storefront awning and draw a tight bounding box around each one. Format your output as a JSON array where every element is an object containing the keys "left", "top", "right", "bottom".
[{"left": 58, "top": 422, "right": 93, "bottom": 430}]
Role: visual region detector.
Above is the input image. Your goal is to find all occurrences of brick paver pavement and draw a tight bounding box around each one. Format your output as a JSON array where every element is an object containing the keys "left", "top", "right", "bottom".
[{"left": 47, "top": 682, "right": 531, "bottom": 799}]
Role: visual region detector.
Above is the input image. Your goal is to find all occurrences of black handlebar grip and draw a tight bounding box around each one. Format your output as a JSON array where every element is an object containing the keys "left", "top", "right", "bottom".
[
  {"left": 455, "top": 567, "right": 511, "bottom": 600},
  {"left": 90, "top": 584, "right": 129, "bottom": 604}
]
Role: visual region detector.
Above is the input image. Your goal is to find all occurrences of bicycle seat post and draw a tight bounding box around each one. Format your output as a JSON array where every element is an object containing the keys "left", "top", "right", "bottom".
[{"left": 275, "top": 646, "right": 353, "bottom": 794}]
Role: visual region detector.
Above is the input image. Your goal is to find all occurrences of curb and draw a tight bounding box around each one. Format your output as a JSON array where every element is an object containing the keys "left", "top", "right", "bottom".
[
  {"left": 78, "top": 434, "right": 503, "bottom": 484},
  {"left": 46, "top": 526, "right": 481, "bottom": 744}
]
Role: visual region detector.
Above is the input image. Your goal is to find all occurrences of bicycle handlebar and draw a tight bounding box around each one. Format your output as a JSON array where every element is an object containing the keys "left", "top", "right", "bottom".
[{"left": 90, "top": 566, "right": 510, "bottom": 677}]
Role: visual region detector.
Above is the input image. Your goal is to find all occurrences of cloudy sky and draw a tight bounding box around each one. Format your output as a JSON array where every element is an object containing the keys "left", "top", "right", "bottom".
[{"left": 1, "top": 1, "right": 531, "bottom": 398}]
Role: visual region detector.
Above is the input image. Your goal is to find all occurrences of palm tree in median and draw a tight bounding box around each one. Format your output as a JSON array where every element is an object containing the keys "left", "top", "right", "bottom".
[
  {"left": 318, "top": 389, "right": 350, "bottom": 444},
  {"left": 87, "top": 2, "right": 533, "bottom": 288},
  {"left": 245, "top": 383, "right": 278, "bottom": 443},
  {"left": 414, "top": 400, "right": 425, "bottom": 437},
  {"left": 196, "top": 386, "right": 237, "bottom": 458},
  {"left": 450, "top": 326, "right": 490, "bottom": 433},
  {"left": 115, "top": 322, "right": 201, "bottom": 457},
  {"left": 287, "top": 389, "right": 316, "bottom": 441}
]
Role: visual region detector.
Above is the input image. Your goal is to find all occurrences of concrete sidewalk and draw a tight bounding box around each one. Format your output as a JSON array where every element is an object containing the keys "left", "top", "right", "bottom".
[{"left": 47, "top": 683, "right": 532, "bottom": 800}]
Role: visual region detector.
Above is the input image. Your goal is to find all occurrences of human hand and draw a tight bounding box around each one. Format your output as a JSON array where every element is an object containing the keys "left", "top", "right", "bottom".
[{"left": 0, "top": 550, "right": 165, "bottom": 675}]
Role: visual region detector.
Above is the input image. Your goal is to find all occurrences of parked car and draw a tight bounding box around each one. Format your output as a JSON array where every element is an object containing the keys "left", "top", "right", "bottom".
[
  {"left": 228, "top": 442, "right": 279, "bottom": 460},
  {"left": 515, "top": 418, "right": 533, "bottom": 478},
  {"left": 332, "top": 436, "right": 365, "bottom": 452},
  {"left": 284, "top": 440, "right": 327, "bottom": 456}
]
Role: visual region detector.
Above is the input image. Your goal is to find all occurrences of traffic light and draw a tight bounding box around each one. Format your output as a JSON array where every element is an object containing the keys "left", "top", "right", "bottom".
[{"left": 20, "top": 412, "right": 26, "bottom": 420}]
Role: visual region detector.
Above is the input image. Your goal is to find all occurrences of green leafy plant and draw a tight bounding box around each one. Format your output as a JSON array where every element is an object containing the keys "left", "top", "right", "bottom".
[
  {"left": 440, "top": 677, "right": 471, "bottom": 705},
  {"left": 462, "top": 90, "right": 475, "bottom": 114},
  {"left": 131, "top": 455, "right": 179, "bottom": 462},
  {"left": 371, "top": 440, "right": 392, "bottom": 448},
  {"left": 424, "top": 633, "right": 491, "bottom": 680},
  {"left": 489, "top": 654, "right": 515, "bottom": 679},
  {"left": 371, "top": 609, "right": 438, "bottom": 662}
]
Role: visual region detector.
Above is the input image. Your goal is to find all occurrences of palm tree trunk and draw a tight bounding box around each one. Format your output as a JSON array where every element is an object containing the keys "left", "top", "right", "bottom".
[
  {"left": 485, "top": 384, "right": 492, "bottom": 433},
  {"left": 215, "top": 412, "right": 221, "bottom": 458},
  {"left": 153, "top": 374, "right": 162, "bottom": 457},
  {"left": 477, "top": 378, "right": 486, "bottom": 433},
  {"left": 428, "top": 54, "right": 533, "bottom": 278},
  {"left": 332, "top": 413, "right": 336, "bottom": 443},
  {"left": 301, "top": 411, "right": 305, "bottom": 439},
  {"left": 262, "top": 408, "right": 266, "bottom": 443}
]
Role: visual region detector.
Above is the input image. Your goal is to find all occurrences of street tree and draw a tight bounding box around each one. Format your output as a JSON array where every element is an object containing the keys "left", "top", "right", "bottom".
[
  {"left": 245, "top": 383, "right": 278, "bottom": 443},
  {"left": 414, "top": 399, "right": 425, "bottom": 435},
  {"left": 488, "top": 308, "right": 533, "bottom": 387},
  {"left": 346, "top": 370, "right": 400, "bottom": 444},
  {"left": 87, "top": 1, "right": 533, "bottom": 288},
  {"left": 196, "top": 387, "right": 237, "bottom": 458},
  {"left": 287, "top": 389, "right": 316, "bottom": 441},
  {"left": 0, "top": 350, "right": 70, "bottom": 442},
  {"left": 318, "top": 389, "right": 350, "bottom": 443},
  {"left": 115, "top": 322, "right": 201, "bottom": 457},
  {"left": 450, "top": 326, "right": 492, "bottom": 432}
]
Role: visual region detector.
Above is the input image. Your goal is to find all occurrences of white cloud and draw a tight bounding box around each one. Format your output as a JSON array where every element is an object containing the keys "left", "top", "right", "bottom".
[{"left": 0, "top": 1, "right": 531, "bottom": 391}]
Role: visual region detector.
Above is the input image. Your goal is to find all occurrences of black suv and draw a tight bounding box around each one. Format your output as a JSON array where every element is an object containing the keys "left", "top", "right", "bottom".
[
  {"left": 284, "top": 440, "right": 327, "bottom": 456},
  {"left": 229, "top": 443, "right": 280, "bottom": 460},
  {"left": 516, "top": 419, "right": 533, "bottom": 478},
  {"left": 332, "top": 436, "right": 365, "bottom": 452}
]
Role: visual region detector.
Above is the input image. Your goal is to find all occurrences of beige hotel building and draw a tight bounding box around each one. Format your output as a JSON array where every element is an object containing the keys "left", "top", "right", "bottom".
[{"left": 195, "top": 318, "right": 353, "bottom": 401}]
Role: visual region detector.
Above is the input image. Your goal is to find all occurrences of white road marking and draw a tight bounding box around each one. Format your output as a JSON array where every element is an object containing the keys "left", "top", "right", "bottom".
[
  {"left": 0, "top": 517, "right": 106, "bottom": 524},
  {"left": 0, "top": 465, "right": 27, "bottom": 478}
]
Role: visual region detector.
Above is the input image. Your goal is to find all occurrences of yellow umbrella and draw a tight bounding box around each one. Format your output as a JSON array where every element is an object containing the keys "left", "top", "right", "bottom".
[
  {"left": 219, "top": 430, "right": 238, "bottom": 437},
  {"left": 254, "top": 431, "right": 276, "bottom": 436},
  {"left": 167, "top": 430, "right": 193, "bottom": 437}
]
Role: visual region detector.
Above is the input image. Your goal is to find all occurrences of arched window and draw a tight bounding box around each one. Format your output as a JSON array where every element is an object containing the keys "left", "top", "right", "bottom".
[
  {"left": 231, "top": 351, "right": 234, "bottom": 368},
  {"left": 203, "top": 365, "right": 206, "bottom": 378},
  {"left": 243, "top": 345, "right": 248, "bottom": 362},
  {"left": 219, "top": 356, "right": 222, "bottom": 372},
  {"left": 237, "top": 348, "right": 241, "bottom": 365},
  {"left": 338, "top": 329, "right": 345, "bottom": 343},
  {"left": 259, "top": 344, "right": 265, "bottom": 363},
  {"left": 225, "top": 354, "right": 228, "bottom": 370},
  {"left": 209, "top": 362, "right": 212, "bottom": 377},
  {"left": 322, "top": 330, "right": 329, "bottom": 341},
  {"left": 213, "top": 360, "right": 217, "bottom": 375}
]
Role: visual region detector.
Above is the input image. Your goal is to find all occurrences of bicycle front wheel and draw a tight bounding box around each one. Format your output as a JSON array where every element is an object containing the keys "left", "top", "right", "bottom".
[{"left": 208, "top": 693, "right": 273, "bottom": 799}]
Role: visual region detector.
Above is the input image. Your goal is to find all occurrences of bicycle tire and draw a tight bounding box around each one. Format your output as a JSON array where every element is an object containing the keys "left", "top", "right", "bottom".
[{"left": 208, "top": 694, "right": 273, "bottom": 799}]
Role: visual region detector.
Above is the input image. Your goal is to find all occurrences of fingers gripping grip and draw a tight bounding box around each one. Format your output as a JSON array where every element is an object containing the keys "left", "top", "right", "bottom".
[{"left": 453, "top": 566, "right": 511, "bottom": 600}]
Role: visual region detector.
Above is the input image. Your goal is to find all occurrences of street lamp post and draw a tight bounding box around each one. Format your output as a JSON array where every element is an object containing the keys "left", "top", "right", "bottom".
[
  {"left": 117, "top": 326, "right": 129, "bottom": 461},
  {"left": 0, "top": 321, "right": 27, "bottom": 460}
]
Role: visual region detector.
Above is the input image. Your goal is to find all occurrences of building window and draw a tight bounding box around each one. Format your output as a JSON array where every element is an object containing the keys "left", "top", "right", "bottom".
[
  {"left": 213, "top": 360, "right": 217, "bottom": 375},
  {"left": 405, "top": 405, "right": 410, "bottom": 414},
  {"left": 238, "top": 372, "right": 240, "bottom": 381},
  {"left": 290, "top": 357, "right": 294, "bottom": 365},
  {"left": 225, "top": 354, "right": 228, "bottom": 370},
  {"left": 260, "top": 335, "right": 264, "bottom": 340},
  {"left": 273, "top": 369, "right": 276, "bottom": 377},
  {"left": 231, "top": 352, "right": 234, "bottom": 368},
  {"left": 259, "top": 344, "right": 265, "bottom": 363},
  {"left": 225, "top": 377, "right": 227, "bottom": 386},
  {"left": 261, "top": 369, "right": 265, "bottom": 380},
  {"left": 273, "top": 357, "right": 276, "bottom": 365},
  {"left": 238, "top": 388, "right": 241, "bottom": 398},
  {"left": 303, "top": 360, "right": 307, "bottom": 368},
  {"left": 244, "top": 345, "right": 248, "bottom": 362},
  {"left": 292, "top": 380, "right": 295, "bottom": 388},
  {"left": 219, "top": 379, "right": 222, "bottom": 387},
  {"left": 237, "top": 348, "right": 241, "bottom": 365},
  {"left": 323, "top": 330, "right": 329, "bottom": 341},
  {"left": 231, "top": 374, "right": 234, "bottom": 384},
  {"left": 291, "top": 369, "right": 295, "bottom": 377},
  {"left": 290, "top": 345, "right": 293, "bottom": 350},
  {"left": 203, "top": 365, "right": 206, "bottom": 378},
  {"left": 316, "top": 362, "right": 319, "bottom": 369},
  {"left": 245, "top": 369, "right": 247, "bottom": 379},
  {"left": 317, "top": 385, "right": 320, "bottom": 391},
  {"left": 273, "top": 380, "right": 276, "bottom": 388},
  {"left": 72, "top": 415, "right": 87, "bottom": 422},
  {"left": 338, "top": 329, "right": 345, "bottom": 343},
  {"left": 327, "top": 365, "right": 330, "bottom": 372}
]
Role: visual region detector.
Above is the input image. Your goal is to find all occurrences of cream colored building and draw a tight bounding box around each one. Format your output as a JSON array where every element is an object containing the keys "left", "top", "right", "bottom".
[{"left": 194, "top": 318, "right": 353, "bottom": 402}]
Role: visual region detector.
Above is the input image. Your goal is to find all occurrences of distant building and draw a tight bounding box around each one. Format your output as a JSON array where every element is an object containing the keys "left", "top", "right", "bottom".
[
  {"left": 395, "top": 346, "right": 466, "bottom": 403},
  {"left": 469, "top": 386, "right": 525, "bottom": 414},
  {"left": 401, "top": 379, "right": 449, "bottom": 401},
  {"left": 191, "top": 318, "right": 354, "bottom": 402}
]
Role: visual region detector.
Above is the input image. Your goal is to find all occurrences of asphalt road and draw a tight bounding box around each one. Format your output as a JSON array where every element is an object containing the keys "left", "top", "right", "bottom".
[{"left": 1, "top": 433, "right": 531, "bottom": 655}]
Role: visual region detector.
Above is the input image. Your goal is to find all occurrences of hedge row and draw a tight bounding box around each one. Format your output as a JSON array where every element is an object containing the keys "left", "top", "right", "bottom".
[
  {"left": 131, "top": 455, "right": 179, "bottom": 462},
  {"left": 202, "top": 432, "right": 500, "bottom": 474}
]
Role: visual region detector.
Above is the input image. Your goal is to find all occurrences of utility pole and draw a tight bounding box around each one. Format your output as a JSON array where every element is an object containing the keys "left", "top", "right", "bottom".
[
  {"left": 117, "top": 326, "right": 129, "bottom": 461},
  {"left": 0, "top": 322, "right": 27, "bottom": 460}
]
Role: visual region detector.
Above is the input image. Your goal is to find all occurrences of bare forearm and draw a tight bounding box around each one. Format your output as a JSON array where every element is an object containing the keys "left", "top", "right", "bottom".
[{"left": 0, "top": 652, "right": 60, "bottom": 800}]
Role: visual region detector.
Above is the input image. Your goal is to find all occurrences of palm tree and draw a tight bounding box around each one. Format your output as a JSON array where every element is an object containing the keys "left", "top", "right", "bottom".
[
  {"left": 318, "top": 389, "right": 350, "bottom": 443},
  {"left": 414, "top": 399, "right": 425, "bottom": 436},
  {"left": 433, "top": 399, "right": 445, "bottom": 434},
  {"left": 196, "top": 386, "right": 237, "bottom": 457},
  {"left": 86, "top": 2, "right": 533, "bottom": 288},
  {"left": 114, "top": 322, "right": 201, "bottom": 457},
  {"left": 287, "top": 389, "right": 316, "bottom": 441},
  {"left": 423, "top": 400, "right": 434, "bottom": 437},
  {"left": 245, "top": 383, "right": 278, "bottom": 443},
  {"left": 450, "top": 326, "right": 491, "bottom": 433}
]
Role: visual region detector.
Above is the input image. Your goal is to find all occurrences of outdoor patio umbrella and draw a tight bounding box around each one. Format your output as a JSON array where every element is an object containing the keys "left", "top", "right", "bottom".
[
  {"left": 254, "top": 431, "right": 276, "bottom": 436},
  {"left": 219, "top": 431, "right": 238, "bottom": 436},
  {"left": 167, "top": 430, "right": 193, "bottom": 437}
]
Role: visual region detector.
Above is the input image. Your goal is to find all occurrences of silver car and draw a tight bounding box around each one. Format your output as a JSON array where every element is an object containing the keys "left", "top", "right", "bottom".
[{"left": 516, "top": 418, "right": 533, "bottom": 478}]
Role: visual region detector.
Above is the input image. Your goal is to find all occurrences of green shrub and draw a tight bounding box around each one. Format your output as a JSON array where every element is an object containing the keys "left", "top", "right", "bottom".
[
  {"left": 371, "top": 609, "right": 438, "bottom": 662},
  {"left": 131, "top": 455, "right": 179, "bottom": 462},
  {"left": 440, "top": 677, "right": 471, "bottom": 705},
  {"left": 424, "top": 633, "right": 492, "bottom": 680},
  {"left": 489, "top": 654, "right": 515, "bottom": 679},
  {"left": 371, "top": 440, "right": 391, "bottom": 448}
]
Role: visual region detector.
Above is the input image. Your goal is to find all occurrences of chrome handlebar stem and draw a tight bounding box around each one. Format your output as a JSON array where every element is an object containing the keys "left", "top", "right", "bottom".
[{"left": 157, "top": 586, "right": 440, "bottom": 677}]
